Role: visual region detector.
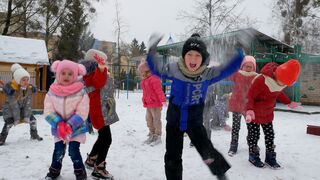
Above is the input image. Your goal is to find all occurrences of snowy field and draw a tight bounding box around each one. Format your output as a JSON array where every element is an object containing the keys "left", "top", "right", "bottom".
[{"left": 0, "top": 91, "right": 319, "bottom": 180}]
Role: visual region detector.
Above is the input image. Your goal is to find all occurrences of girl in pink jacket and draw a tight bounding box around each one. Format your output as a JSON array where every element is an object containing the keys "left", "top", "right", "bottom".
[
  {"left": 227, "top": 56, "right": 258, "bottom": 156},
  {"left": 43, "top": 60, "right": 89, "bottom": 180},
  {"left": 139, "top": 60, "right": 166, "bottom": 146}
]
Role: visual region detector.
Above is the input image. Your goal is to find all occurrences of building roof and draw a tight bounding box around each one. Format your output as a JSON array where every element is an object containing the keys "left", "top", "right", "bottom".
[
  {"left": 157, "top": 28, "right": 294, "bottom": 53},
  {"left": 0, "top": 35, "right": 49, "bottom": 65}
]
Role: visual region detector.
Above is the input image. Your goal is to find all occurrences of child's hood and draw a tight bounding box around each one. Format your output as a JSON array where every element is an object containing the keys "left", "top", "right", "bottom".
[{"left": 260, "top": 62, "right": 279, "bottom": 79}]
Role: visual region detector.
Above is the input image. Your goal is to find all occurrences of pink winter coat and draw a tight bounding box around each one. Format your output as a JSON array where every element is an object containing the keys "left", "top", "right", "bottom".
[
  {"left": 141, "top": 75, "right": 166, "bottom": 108},
  {"left": 44, "top": 88, "right": 89, "bottom": 143},
  {"left": 228, "top": 70, "right": 258, "bottom": 114}
]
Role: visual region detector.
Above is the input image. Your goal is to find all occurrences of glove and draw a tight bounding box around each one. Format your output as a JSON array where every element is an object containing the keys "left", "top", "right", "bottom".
[
  {"left": 245, "top": 110, "right": 255, "bottom": 123},
  {"left": 148, "top": 32, "right": 163, "bottom": 54},
  {"left": 287, "top": 102, "right": 301, "bottom": 109},
  {"left": 93, "top": 53, "right": 106, "bottom": 65},
  {"left": 57, "top": 122, "right": 72, "bottom": 141}
]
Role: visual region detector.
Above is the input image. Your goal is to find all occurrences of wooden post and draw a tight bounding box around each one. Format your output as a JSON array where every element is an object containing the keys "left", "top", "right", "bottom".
[{"left": 42, "top": 65, "right": 47, "bottom": 91}]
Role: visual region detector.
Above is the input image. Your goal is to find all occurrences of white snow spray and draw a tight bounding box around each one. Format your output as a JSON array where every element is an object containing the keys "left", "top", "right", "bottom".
[{"left": 206, "top": 28, "right": 256, "bottom": 67}]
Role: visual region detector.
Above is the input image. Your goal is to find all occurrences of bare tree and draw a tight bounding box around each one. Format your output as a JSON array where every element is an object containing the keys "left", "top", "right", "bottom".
[
  {"left": 1, "top": 0, "right": 40, "bottom": 36},
  {"left": 273, "top": 0, "right": 320, "bottom": 53},
  {"left": 177, "top": 0, "right": 247, "bottom": 37},
  {"left": 113, "top": 0, "right": 128, "bottom": 84}
]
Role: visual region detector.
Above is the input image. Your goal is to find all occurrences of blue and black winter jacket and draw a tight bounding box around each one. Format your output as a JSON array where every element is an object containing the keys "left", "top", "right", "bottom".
[{"left": 146, "top": 49, "right": 244, "bottom": 131}]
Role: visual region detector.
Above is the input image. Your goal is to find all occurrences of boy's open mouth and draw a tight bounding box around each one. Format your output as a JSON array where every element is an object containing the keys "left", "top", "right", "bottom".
[{"left": 189, "top": 63, "right": 197, "bottom": 68}]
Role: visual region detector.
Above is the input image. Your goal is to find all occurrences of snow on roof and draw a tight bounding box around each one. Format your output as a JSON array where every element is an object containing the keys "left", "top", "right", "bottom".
[{"left": 0, "top": 35, "right": 49, "bottom": 65}]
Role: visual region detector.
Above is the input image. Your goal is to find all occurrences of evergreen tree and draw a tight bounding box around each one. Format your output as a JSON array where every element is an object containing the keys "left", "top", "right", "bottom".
[
  {"left": 139, "top": 41, "right": 146, "bottom": 55},
  {"left": 55, "top": 0, "right": 88, "bottom": 61},
  {"left": 130, "top": 38, "right": 140, "bottom": 57}
]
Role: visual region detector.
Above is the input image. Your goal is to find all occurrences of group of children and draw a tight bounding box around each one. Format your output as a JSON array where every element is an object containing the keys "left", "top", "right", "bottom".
[
  {"left": 0, "top": 32, "right": 301, "bottom": 180},
  {"left": 0, "top": 49, "right": 118, "bottom": 180}
]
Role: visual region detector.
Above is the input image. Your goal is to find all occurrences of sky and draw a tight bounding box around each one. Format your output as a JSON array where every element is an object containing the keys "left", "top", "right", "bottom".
[
  {"left": 90, "top": 0, "right": 277, "bottom": 45},
  {"left": 0, "top": 91, "right": 319, "bottom": 179}
]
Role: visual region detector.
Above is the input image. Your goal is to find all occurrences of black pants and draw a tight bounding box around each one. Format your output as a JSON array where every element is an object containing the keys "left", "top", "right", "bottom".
[
  {"left": 89, "top": 126, "right": 112, "bottom": 164},
  {"left": 247, "top": 122, "right": 275, "bottom": 153},
  {"left": 164, "top": 123, "right": 230, "bottom": 180}
]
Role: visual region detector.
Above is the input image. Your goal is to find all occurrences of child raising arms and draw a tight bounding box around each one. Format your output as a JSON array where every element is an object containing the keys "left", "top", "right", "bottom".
[
  {"left": 147, "top": 33, "right": 244, "bottom": 180},
  {"left": 44, "top": 60, "right": 89, "bottom": 180}
]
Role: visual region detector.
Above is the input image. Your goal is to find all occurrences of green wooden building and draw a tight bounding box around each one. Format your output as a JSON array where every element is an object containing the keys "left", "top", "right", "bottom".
[{"left": 156, "top": 28, "right": 320, "bottom": 105}]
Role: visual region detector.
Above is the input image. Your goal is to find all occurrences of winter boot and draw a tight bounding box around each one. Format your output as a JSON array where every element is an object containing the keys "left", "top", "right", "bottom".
[
  {"left": 85, "top": 154, "right": 97, "bottom": 168},
  {"left": 75, "top": 168, "right": 87, "bottom": 180},
  {"left": 228, "top": 142, "right": 238, "bottom": 156},
  {"left": 217, "top": 174, "right": 229, "bottom": 180},
  {"left": 92, "top": 161, "right": 114, "bottom": 179},
  {"left": 45, "top": 167, "right": 60, "bottom": 180},
  {"left": 248, "top": 151, "right": 264, "bottom": 168},
  {"left": 150, "top": 135, "right": 161, "bottom": 146},
  {"left": 30, "top": 129, "right": 43, "bottom": 141},
  {"left": 0, "top": 133, "right": 8, "bottom": 146},
  {"left": 143, "top": 134, "right": 154, "bottom": 144},
  {"left": 265, "top": 151, "right": 281, "bottom": 169}
]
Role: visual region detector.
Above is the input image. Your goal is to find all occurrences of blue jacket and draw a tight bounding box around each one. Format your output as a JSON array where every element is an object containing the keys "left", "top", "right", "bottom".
[{"left": 147, "top": 49, "right": 244, "bottom": 131}]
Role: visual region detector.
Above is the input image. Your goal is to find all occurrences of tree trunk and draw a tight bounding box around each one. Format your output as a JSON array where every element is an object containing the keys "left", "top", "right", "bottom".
[{"left": 2, "top": 0, "right": 13, "bottom": 35}]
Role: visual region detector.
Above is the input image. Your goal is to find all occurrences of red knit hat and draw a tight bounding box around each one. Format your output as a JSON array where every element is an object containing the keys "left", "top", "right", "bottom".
[{"left": 275, "top": 59, "right": 300, "bottom": 86}]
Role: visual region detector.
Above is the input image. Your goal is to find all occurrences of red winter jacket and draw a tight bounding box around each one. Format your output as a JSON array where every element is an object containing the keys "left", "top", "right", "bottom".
[
  {"left": 83, "top": 68, "right": 108, "bottom": 130},
  {"left": 246, "top": 62, "right": 291, "bottom": 124},
  {"left": 228, "top": 70, "right": 258, "bottom": 114},
  {"left": 141, "top": 75, "right": 166, "bottom": 108}
]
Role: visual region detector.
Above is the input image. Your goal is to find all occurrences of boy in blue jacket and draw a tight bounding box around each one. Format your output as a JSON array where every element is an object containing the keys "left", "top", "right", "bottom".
[{"left": 147, "top": 33, "right": 244, "bottom": 180}]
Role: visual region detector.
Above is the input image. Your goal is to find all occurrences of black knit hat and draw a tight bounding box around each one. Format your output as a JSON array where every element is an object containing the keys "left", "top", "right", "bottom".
[{"left": 182, "top": 33, "right": 210, "bottom": 65}]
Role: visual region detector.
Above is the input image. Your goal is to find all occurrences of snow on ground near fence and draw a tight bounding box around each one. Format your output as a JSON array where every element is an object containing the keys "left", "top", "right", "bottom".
[{"left": 0, "top": 92, "right": 319, "bottom": 180}]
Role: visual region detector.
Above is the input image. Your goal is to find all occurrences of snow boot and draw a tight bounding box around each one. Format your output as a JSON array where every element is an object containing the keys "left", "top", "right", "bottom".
[
  {"left": 143, "top": 134, "right": 154, "bottom": 144},
  {"left": 0, "top": 133, "right": 8, "bottom": 146},
  {"left": 30, "top": 129, "right": 43, "bottom": 141},
  {"left": 45, "top": 167, "right": 60, "bottom": 180},
  {"left": 85, "top": 154, "right": 97, "bottom": 168},
  {"left": 75, "top": 168, "right": 87, "bottom": 180},
  {"left": 92, "top": 161, "right": 114, "bottom": 180},
  {"left": 150, "top": 135, "right": 161, "bottom": 146},
  {"left": 265, "top": 151, "right": 281, "bottom": 169},
  {"left": 217, "top": 174, "right": 229, "bottom": 180},
  {"left": 249, "top": 151, "right": 264, "bottom": 168},
  {"left": 228, "top": 142, "right": 238, "bottom": 156}
]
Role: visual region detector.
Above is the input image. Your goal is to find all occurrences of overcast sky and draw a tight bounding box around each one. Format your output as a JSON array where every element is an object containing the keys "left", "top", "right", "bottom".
[{"left": 90, "top": 0, "right": 277, "bottom": 45}]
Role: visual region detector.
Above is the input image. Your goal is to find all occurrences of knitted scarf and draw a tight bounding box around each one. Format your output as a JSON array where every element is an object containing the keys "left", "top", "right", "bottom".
[
  {"left": 178, "top": 60, "right": 206, "bottom": 78},
  {"left": 49, "top": 82, "right": 84, "bottom": 97}
]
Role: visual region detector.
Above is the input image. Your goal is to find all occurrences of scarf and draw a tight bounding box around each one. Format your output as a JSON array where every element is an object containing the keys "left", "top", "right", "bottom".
[
  {"left": 49, "top": 82, "right": 84, "bottom": 97},
  {"left": 178, "top": 60, "right": 206, "bottom": 78}
]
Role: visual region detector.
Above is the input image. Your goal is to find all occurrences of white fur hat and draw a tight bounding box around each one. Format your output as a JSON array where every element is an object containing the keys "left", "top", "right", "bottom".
[
  {"left": 11, "top": 63, "right": 30, "bottom": 84},
  {"left": 85, "top": 49, "right": 108, "bottom": 63}
]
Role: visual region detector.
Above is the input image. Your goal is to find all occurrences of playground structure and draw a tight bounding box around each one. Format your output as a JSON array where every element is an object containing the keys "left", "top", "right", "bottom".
[{"left": 156, "top": 28, "right": 320, "bottom": 105}]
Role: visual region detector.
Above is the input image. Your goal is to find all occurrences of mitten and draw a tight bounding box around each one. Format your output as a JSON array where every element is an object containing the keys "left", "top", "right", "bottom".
[
  {"left": 45, "top": 113, "right": 63, "bottom": 128},
  {"left": 57, "top": 121, "right": 67, "bottom": 140},
  {"left": 287, "top": 102, "right": 301, "bottom": 109},
  {"left": 245, "top": 110, "right": 255, "bottom": 123},
  {"left": 93, "top": 53, "right": 106, "bottom": 65},
  {"left": 64, "top": 123, "right": 72, "bottom": 139}
]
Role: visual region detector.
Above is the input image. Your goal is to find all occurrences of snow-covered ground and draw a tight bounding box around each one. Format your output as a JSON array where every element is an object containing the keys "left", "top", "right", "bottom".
[{"left": 0, "top": 92, "right": 319, "bottom": 180}]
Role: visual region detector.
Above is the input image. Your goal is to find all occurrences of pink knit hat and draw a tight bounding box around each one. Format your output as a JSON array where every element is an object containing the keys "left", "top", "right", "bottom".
[
  {"left": 51, "top": 60, "right": 87, "bottom": 84},
  {"left": 138, "top": 61, "right": 150, "bottom": 74},
  {"left": 241, "top": 55, "right": 256, "bottom": 71}
]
